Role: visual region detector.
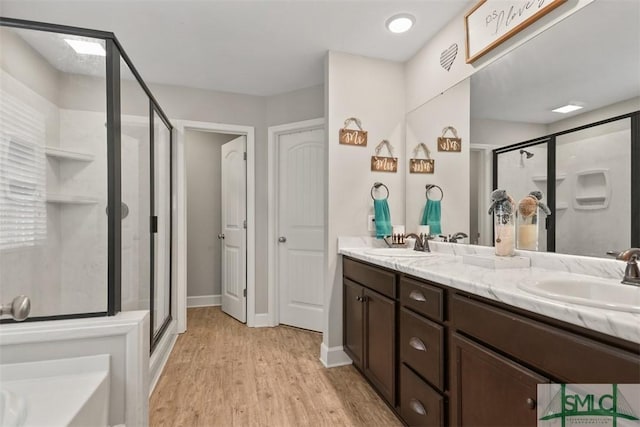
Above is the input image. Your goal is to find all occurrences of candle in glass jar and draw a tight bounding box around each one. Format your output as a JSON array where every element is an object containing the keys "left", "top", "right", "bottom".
[
  {"left": 495, "top": 224, "right": 515, "bottom": 256},
  {"left": 518, "top": 224, "right": 538, "bottom": 250}
]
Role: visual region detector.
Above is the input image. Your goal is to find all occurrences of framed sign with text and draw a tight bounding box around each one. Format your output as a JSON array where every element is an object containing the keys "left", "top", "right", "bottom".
[
  {"left": 437, "top": 126, "right": 462, "bottom": 152},
  {"left": 464, "top": 0, "right": 567, "bottom": 63},
  {"left": 409, "top": 143, "right": 435, "bottom": 174},
  {"left": 339, "top": 117, "right": 367, "bottom": 146},
  {"left": 371, "top": 139, "right": 398, "bottom": 173}
]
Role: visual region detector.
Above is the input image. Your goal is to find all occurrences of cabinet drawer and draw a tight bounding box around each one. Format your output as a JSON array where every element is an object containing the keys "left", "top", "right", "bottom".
[
  {"left": 399, "top": 364, "right": 444, "bottom": 427},
  {"left": 400, "top": 308, "right": 444, "bottom": 391},
  {"left": 451, "top": 294, "right": 640, "bottom": 383},
  {"left": 343, "top": 257, "right": 396, "bottom": 299},
  {"left": 400, "top": 277, "right": 444, "bottom": 322}
]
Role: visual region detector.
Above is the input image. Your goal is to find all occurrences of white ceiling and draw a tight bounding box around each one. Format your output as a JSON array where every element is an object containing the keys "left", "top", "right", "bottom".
[
  {"left": 471, "top": 0, "right": 640, "bottom": 124},
  {"left": 0, "top": 0, "right": 473, "bottom": 96}
]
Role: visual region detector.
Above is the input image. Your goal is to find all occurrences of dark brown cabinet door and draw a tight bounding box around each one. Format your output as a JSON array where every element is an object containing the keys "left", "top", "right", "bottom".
[
  {"left": 450, "top": 333, "right": 548, "bottom": 427},
  {"left": 364, "top": 288, "right": 396, "bottom": 405},
  {"left": 343, "top": 279, "right": 364, "bottom": 369}
]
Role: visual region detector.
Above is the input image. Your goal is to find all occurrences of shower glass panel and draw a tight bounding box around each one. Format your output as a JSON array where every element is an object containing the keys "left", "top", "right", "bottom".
[
  {"left": 0, "top": 26, "right": 108, "bottom": 318},
  {"left": 555, "top": 118, "right": 631, "bottom": 258},
  {"left": 120, "top": 60, "right": 151, "bottom": 312},
  {"left": 496, "top": 142, "right": 549, "bottom": 252},
  {"left": 153, "top": 110, "right": 171, "bottom": 338}
]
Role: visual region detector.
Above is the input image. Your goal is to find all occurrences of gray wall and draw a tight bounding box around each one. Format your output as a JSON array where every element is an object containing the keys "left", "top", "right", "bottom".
[
  {"left": 149, "top": 83, "right": 324, "bottom": 313},
  {"left": 185, "top": 130, "right": 237, "bottom": 298}
]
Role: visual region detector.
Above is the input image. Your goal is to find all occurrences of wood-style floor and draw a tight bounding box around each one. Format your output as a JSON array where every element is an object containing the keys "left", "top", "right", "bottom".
[{"left": 150, "top": 307, "right": 401, "bottom": 427}]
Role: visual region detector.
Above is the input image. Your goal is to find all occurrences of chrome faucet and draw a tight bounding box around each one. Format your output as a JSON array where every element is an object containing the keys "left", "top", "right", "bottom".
[
  {"left": 607, "top": 248, "right": 640, "bottom": 286},
  {"left": 405, "top": 233, "right": 433, "bottom": 252},
  {"left": 450, "top": 232, "right": 468, "bottom": 244}
]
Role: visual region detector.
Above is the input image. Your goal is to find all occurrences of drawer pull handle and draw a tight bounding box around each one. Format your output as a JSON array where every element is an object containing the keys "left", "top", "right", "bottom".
[
  {"left": 409, "top": 290, "right": 426, "bottom": 302},
  {"left": 409, "top": 398, "right": 427, "bottom": 416},
  {"left": 526, "top": 398, "right": 536, "bottom": 410},
  {"left": 409, "top": 337, "right": 427, "bottom": 351}
]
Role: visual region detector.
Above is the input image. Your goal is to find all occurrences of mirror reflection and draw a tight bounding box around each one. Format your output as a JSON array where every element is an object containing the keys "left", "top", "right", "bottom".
[{"left": 469, "top": 0, "right": 639, "bottom": 258}]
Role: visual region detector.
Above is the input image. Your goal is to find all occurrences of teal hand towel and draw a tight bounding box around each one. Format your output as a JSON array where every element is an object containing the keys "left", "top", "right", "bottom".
[
  {"left": 421, "top": 199, "right": 442, "bottom": 235},
  {"left": 374, "top": 199, "right": 392, "bottom": 238}
]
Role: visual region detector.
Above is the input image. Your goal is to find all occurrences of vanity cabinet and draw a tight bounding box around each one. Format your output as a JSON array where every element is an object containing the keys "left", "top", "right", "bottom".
[
  {"left": 342, "top": 256, "right": 640, "bottom": 427},
  {"left": 343, "top": 279, "right": 364, "bottom": 369},
  {"left": 343, "top": 258, "right": 396, "bottom": 405},
  {"left": 450, "top": 332, "right": 548, "bottom": 426}
]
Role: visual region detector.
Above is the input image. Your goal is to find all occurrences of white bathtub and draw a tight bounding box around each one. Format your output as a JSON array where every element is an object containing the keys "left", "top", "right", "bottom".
[{"left": 0, "top": 354, "right": 110, "bottom": 427}]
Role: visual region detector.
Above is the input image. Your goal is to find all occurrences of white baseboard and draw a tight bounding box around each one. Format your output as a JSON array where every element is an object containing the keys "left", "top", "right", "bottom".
[
  {"left": 187, "top": 294, "right": 221, "bottom": 308},
  {"left": 319, "top": 343, "right": 353, "bottom": 368},
  {"left": 149, "top": 320, "right": 178, "bottom": 396},
  {"left": 252, "top": 313, "right": 273, "bottom": 327}
]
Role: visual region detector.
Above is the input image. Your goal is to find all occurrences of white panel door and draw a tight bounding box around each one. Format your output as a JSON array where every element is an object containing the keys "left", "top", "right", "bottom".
[
  {"left": 221, "top": 136, "right": 247, "bottom": 323},
  {"left": 277, "top": 128, "right": 325, "bottom": 331}
]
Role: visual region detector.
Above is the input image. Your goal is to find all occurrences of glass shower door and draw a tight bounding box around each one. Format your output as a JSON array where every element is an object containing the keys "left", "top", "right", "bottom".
[
  {"left": 152, "top": 109, "right": 171, "bottom": 342},
  {"left": 0, "top": 27, "right": 108, "bottom": 320}
]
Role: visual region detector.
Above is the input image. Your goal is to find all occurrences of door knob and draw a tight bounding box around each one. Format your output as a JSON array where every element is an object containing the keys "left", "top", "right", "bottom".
[
  {"left": 1, "top": 295, "right": 31, "bottom": 321},
  {"left": 218, "top": 233, "right": 225, "bottom": 239},
  {"left": 278, "top": 236, "right": 287, "bottom": 243}
]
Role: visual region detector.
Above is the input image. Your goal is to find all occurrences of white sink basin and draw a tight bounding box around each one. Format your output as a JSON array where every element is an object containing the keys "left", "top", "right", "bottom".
[
  {"left": 519, "top": 278, "right": 640, "bottom": 313},
  {"left": 364, "top": 248, "right": 434, "bottom": 257}
]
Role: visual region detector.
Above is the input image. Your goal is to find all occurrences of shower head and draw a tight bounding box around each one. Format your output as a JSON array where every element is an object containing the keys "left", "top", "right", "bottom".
[{"left": 519, "top": 149, "right": 534, "bottom": 159}]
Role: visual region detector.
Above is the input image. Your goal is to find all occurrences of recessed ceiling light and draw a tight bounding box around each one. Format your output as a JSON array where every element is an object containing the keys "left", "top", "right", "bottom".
[
  {"left": 552, "top": 104, "right": 584, "bottom": 114},
  {"left": 386, "top": 14, "right": 415, "bottom": 34},
  {"left": 64, "top": 39, "right": 106, "bottom": 56}
]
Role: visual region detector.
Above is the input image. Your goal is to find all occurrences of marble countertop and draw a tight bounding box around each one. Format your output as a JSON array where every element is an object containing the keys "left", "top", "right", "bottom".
[{"left": 338, "top": 239, "right": 640, "bottom": 345}]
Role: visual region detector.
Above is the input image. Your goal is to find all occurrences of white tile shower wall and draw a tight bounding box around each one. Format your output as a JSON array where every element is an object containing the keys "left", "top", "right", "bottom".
[
  {"left": 555, "top": 127, "right": 631, "bottom": 257},
  {"left": 497, "top": 142, "right": 549, "bottom": 251},
  {"left": 497, "top": 121, "right": 632, "bottom": 258},
  {"left": 0, "top": 70, "right": 62, "bottom": 317},
  {"left": 57, "top": 109, "right": 108, "bottom": 314},
  {"left": 120, "top": 130, "right": 146, "bottom": 312}
]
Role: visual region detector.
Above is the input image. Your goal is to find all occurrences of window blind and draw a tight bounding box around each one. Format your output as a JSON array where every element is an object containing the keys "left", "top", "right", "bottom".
[{"left": 0, "top": 91, "right": 47, "bottom": 250}]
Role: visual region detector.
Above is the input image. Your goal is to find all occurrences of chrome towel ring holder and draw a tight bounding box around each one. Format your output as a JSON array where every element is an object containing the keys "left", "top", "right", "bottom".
[
  {"left": 371, "top": 182, "right": 390, "bottom": 200},
  {"left": 425, "top": 184, "right": 443, "bottom": 201}
]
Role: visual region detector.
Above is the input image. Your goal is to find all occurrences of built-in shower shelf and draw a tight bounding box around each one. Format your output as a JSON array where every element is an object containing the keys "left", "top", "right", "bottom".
[
  {"left": 575, "top": 195, "right": 607, "bottom": 203},
  {"left": 573, "top": 169, "right": 610, "bottom": 210},
  {"left": 531, "top": 173, "right": 566, "bottom": 183},
  {"left": 45, "top": 147, "right": 94, "bottom": 162},
  {"left": 555, "top": 202, "right": 569, "bottom": 211},
  {"left": 46, "top": 194, "right": 99, "bottom": 205}
]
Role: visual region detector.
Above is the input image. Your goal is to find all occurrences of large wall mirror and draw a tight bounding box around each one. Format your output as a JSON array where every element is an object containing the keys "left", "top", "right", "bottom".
[{"left": 469, "top": 0, "right": 640, "bottom": 258}]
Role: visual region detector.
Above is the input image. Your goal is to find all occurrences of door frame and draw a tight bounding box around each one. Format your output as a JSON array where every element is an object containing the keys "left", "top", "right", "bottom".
[
  {"left": 470, "top": 144, "right": 496, "bottom": 247},
  {"left": 267, "top": 118, "right": 325, "bottom": 327},
  {"left": 174, "top": 120, "right": 255, "bottom": 332}
]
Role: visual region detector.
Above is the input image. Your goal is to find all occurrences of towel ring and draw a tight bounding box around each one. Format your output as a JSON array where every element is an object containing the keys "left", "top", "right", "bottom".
[
  {"left": 425, "top": 184, "right": 443, "bottom": 201},
  {"left": 371, "top": 182, "right": 389, "bottom": 200}
]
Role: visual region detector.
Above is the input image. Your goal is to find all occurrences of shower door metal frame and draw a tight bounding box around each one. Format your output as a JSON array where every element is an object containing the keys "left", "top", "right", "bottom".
[
  {"left": 149, "top": 104, "right": 173, "bottom": 352},
  {"left": 493, "top": 110, "right": 640, "bottom": 252},
  {"left": 0, "top": 17, "right": 174, "bottom": 346}
]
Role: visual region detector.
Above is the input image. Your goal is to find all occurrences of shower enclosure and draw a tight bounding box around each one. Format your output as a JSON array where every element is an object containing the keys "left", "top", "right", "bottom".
[
  {"left": 0, "top": 18, "right": 173, "bottom": 350},
  {"left": 493, "top": 112, "right": 639, "bottom": 258}
]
